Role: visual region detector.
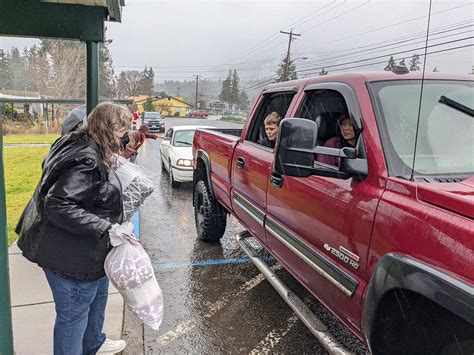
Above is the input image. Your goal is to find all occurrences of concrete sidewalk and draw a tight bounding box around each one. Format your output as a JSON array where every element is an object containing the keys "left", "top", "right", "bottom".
[{"left": 8, "top": 243, "right": 124, "bottom": 355}]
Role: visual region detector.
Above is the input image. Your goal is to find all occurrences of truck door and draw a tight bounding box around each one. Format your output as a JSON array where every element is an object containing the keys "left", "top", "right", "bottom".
[
  {"left": 231, "top": 88, "right": 297, "bottom": 248},
  {"left": 265, "top": 83, "right": 384, "bottom": 332}
]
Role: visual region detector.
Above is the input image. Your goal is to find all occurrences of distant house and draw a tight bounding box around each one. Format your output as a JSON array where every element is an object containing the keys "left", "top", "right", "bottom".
[
  {"left": 208, "top": 98, "right": 227, "bottom": 113},
  {"left": 128, "top": 95, "right": 193, "bottom": 117}
]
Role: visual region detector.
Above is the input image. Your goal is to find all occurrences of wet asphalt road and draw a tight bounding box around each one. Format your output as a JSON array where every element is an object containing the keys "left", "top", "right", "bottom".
[{"left": 123, "top": 117, "right": 367, "bottom": 354}]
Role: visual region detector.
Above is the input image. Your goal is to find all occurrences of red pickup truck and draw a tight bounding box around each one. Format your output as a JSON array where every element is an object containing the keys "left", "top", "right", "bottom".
[{"left": 192, "top": 71, "right": 473, "bottom": 354}]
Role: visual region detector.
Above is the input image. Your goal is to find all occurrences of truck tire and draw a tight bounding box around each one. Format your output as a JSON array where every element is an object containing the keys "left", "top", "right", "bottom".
[
  {"left": 194, "top": 180, "right": 227, "bottom": 242},
  {"left": 371, "top": 290, "right": 474, "bottom": 354}
]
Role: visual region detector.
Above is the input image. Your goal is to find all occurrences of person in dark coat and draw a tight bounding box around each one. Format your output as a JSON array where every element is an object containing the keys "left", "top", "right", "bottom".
[{"left": 16, "top": 102, "right": 130, "bottom": 355}]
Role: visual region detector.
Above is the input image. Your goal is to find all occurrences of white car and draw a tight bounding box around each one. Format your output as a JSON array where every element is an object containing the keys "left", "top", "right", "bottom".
[{"left": 160, "top": 125, "right": 213, "bottom": 188}]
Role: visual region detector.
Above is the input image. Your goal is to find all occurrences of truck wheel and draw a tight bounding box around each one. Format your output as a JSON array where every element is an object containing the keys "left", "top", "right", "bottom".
[
  {"left": 194, "top": 180, "right": 227, "bottom": 242},
  {"left": 371, "top": 290, "right": 474, "bottom": 354},
  {"left": 169, "top": 164, "right": 180, "bottom": 188}
]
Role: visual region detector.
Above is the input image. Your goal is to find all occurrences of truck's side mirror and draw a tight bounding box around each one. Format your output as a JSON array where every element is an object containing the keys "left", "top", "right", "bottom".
[
  {"left": 274, "top": 118, "right": 318, "bottom": 178},
  {"left": 274, "top": 118, "right": 367, "bottom": 180}
]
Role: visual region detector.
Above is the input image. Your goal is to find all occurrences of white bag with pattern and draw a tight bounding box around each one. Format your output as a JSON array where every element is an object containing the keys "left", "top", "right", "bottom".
[{"left": 104, "top": 222, "right": 163, "bottom": 330}]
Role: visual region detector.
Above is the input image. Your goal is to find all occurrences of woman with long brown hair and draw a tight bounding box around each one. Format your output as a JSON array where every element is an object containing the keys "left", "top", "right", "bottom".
[{"left": 16, "top": 102, "right": 130, "bottom": 354}]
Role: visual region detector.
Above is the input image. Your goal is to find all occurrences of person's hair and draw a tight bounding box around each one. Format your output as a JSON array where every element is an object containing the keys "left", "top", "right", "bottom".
[
  {"left": 264, "top": 111, "right": 282, "bottom": 126},
  {"left": 79, "top": 102, "right": 131, "bottom": 166},
  {"left": 139, "top": 123, "right": 149, "bottom": 133}
]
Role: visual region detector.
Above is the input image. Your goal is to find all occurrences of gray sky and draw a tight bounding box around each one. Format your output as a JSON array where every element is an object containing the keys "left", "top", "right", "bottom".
[{"left": 1, "top": 0, "right": 473, "bottom": 83}]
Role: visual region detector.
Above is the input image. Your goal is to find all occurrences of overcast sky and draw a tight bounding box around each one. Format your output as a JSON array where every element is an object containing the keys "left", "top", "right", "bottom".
[{"left": 1, "top": 0, "right": 473, "bottom": 83}]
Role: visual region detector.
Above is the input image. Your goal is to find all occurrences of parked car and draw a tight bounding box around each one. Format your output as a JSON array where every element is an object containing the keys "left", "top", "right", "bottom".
[
  {"left": 190, "top": 110, "right": 209, "bottom": 118},
  {"left": 192, "top": 71, "right": 474, "bottom": 353},
  {"left": 160, "top": 125, "right": 213, "bottom": 188},
  {"left": 142, "top": 111, "right": 165, "bottom": 132}
]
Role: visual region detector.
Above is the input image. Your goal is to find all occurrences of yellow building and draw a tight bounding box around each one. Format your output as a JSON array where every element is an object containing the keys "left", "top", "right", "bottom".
[{"left": 128, "top": 95, "right": 193, "bottom": 117}]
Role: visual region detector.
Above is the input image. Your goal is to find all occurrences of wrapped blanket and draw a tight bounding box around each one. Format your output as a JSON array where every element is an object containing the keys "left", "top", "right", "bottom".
[
  {"left": 105, "top": 222, "right": 163, "bottom": 330},
  {"left": 113, "top": 155, "right": 154, "bottom": 221}
]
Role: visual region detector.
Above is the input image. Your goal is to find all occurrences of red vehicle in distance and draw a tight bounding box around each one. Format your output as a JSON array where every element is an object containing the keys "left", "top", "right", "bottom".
[{"left": 190, "top": 110, "right": 209, "bottom": 118}]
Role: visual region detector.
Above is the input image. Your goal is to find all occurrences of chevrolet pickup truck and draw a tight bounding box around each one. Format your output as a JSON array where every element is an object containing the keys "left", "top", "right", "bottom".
[{"left": 192, "top": 71, "right": 473, "bottom": 354}]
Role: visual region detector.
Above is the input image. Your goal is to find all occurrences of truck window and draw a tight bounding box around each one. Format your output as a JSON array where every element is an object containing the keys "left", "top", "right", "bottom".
[
  {"left": 297, "top": 89, "right": 359, "bottom": 165},
  {"left": 246, "top": 92, "right": 295, "bottom": 146}
]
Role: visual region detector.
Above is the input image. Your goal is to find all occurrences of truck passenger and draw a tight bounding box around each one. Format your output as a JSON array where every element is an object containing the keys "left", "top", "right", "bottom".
[
  {"left": 259, "top": 111, "right": 282, "bottom": 149},
  {"left": 317, "top": 111, "right": 356, "bottom": 166}
]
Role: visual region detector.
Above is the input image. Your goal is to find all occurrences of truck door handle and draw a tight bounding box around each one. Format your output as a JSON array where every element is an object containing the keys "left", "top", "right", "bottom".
[
  {"left": 236, "top": 157, "right": 245, "bottom": 169},
  {"left": 270, "top": 172, "right": 284, "bottom": 188}
]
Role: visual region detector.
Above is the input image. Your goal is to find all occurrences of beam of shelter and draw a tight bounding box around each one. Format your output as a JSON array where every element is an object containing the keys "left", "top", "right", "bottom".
[{"left": 0, "top": 0, "right": 122, "bottom": 41}]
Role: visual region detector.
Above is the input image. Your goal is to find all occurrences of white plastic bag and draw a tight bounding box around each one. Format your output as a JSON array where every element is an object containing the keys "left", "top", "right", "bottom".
[
  {"left": 113, "top": 155, "right": 154, "bottom": 221},
  {"left": 105, "top": 222, "right": 163, "bottom": 330}
]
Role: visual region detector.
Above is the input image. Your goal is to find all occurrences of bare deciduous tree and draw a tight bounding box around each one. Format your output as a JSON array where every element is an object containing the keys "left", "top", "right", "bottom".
[{"left": 117, "top": 70, "right": 144, "bottom": 97}]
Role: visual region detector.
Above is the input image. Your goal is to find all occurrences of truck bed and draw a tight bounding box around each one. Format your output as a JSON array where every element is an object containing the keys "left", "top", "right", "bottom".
[{"left": 193, "top": 128, "right": 241, "bottom": 210}]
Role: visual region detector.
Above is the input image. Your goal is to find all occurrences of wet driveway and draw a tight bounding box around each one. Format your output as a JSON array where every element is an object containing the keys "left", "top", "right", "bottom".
[{"left": 123, "top": 118, "right": 367, "bottom": 354}]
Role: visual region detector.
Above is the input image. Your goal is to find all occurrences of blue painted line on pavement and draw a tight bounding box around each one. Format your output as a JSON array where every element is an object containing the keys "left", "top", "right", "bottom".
[
  {"left": 132, "top": 211, "right": 140, "bottom": 240},
  {"left": 153, "top": 255, "right": 274, "bottom": 270}
]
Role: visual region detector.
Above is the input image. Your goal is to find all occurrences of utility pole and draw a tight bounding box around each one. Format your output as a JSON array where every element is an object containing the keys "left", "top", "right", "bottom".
[
  {"left": 194, "top": 75, "right": 199, "bottom": 109},
  {"left": 280, "top": 29, "right": 301, "bottom": 81}
]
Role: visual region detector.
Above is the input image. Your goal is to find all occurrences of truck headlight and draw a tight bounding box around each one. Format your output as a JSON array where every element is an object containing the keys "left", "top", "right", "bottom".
[{"left": 176, "top": 159, "right": 193, "bottom": 167}]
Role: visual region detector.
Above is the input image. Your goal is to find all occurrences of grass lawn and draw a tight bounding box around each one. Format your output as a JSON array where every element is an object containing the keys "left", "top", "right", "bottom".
[
  {"left": 3, "top": 133, "right": 59, "bottom": 144},
  {"left": 4, "top": 146, "right": 50, "bottom": 245}
]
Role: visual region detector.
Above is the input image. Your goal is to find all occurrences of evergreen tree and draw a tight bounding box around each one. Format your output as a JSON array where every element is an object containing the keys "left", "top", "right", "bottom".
[
  {"left": 0, "top": 49, "right": 12, "bottom": 90},
  {"left": 141, "top": 66, "right": 154, "bottom": 96},
  {"left": 409, "top": 53, "right": 421, "bottom": 71},
  {"left": 384, "top": 55, "right": 396, "bottom": 71},
  {"left": 230, "top": 69, "right": 240, "bottom": 109},
  {"left": 143, "top": 97, "right": 156, "bottom": 111},
  {"left": 433, "top": 67, "right": 439, "bottom": 72},
  {"left": 238, "top": 91, "right": 249, "bottom": 110},
  {"left": 219, "top": 69, "right": 232, "bottom": 105},
  {"left": 319, "top": 68, "right": 328, "bottom": 76},
  {"left": 275, "top": 57, "right": 298, "bottom": 82},
  {"left": 399, "top": 58, "right": 406, "bottom": 67}
]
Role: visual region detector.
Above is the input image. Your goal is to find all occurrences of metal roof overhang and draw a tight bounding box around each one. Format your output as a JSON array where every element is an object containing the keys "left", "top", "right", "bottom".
[{"left": 0, "top": 0, "right": 124, "bottom": 41}]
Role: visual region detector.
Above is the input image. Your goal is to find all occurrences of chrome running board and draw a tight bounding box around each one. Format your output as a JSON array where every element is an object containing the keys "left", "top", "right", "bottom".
[{"left": 236, "top": 231, "right": 352, "bottom": 355}]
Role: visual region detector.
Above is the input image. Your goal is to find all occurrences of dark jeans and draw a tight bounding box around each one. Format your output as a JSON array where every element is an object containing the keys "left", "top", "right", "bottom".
[{"left": 44, "top": 269, "right": 109, "bottom": 355}]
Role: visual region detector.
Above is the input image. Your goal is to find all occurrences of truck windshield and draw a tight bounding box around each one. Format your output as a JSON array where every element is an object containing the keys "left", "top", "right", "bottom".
[
  {"left": 144, "top": 112, "right": 162, "bottom": 120},
  {"left": 370, "top": 80, "right": 473, "bottom": 177}
]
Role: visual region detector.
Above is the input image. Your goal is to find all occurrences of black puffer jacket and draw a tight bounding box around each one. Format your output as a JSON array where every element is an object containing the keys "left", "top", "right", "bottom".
[{"left": 16, "top": 132, "right": 123, "bottom": 281}]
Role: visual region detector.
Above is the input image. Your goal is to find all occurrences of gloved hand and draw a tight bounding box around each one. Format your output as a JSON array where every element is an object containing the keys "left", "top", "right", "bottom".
[{"left": 108, "top": 221, "right": 137, "bottom": 246}]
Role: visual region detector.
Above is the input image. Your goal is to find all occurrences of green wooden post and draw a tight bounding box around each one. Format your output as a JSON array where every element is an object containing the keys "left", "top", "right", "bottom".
[
  {"left": 86, "top": 41, "right": 99, "bottom": 114},
  {"left": 0, "top": 118, "right": 14, "bottom": 355}
]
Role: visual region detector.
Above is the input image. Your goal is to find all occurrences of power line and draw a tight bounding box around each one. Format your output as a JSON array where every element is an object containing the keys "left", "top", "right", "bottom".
[
  {"left": 295, "top": 3, "right": 473, "bottom": 52},
  {"left": 297, "top": 1, "right": 371, "bottom": 34},
  {"left": 295, "top": 20, "right": 473, "bottom": 56},
  {"left": 296, "top": 26, "right": 473, "bottom": 70},
  {"left": 296, "top": 36, "right": 473, "bottom": 73},
  {"left": 225, "top": 1, "right": 340, "bottom": 64},
  {"left": 297, "top": 44, "right": 474, "bottom": 75}
]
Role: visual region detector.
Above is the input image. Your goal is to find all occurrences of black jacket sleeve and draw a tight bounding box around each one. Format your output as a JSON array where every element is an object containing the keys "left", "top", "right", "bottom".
[{"left": 44, "top": 158, "right": 112, "bottom": 238}]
